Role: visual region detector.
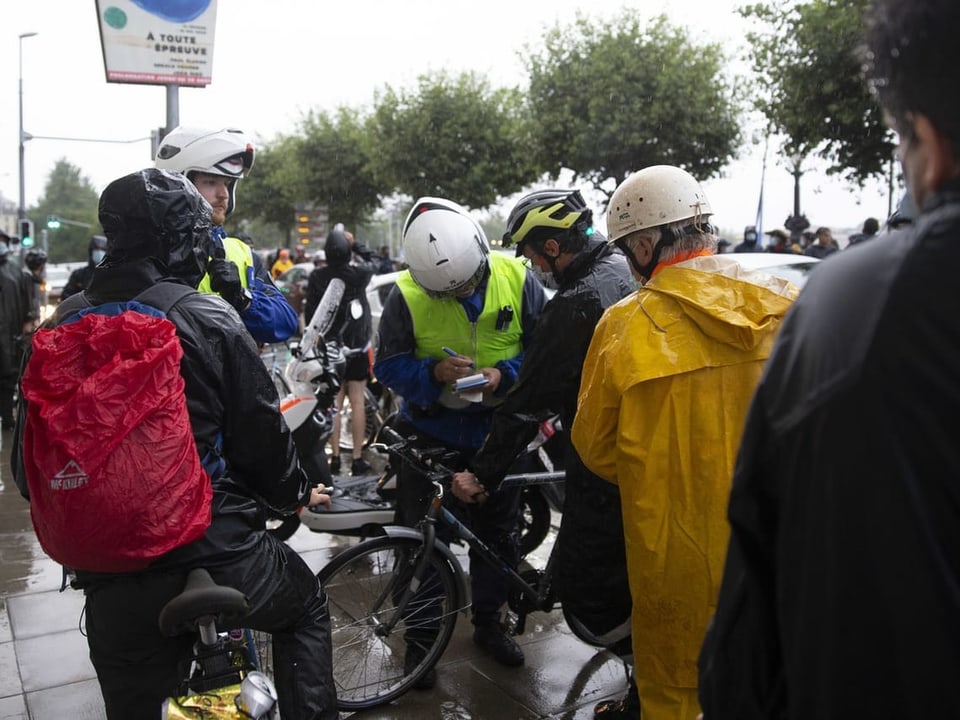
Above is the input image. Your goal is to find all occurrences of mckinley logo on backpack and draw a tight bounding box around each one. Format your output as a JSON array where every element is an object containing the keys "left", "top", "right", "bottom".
[{"left": 20, "top": 282, "right": 216, "bottom": 573}]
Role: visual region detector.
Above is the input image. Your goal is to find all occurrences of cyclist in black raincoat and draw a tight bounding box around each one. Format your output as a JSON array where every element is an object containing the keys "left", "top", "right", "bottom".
[
  {"left": 452, "top": 190, "right": 636, "bottom": 700},
  {"left": 12, "top": 169, "right": 337, "bottom": 720},
  {"left": 699, "top": 1, "right": 960, "bottom": 716}
]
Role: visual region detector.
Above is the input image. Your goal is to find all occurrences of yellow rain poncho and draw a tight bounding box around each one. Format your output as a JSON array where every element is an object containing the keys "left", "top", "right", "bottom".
[{"left": 572, "top": 255, "right": 797, "bottom": 697}]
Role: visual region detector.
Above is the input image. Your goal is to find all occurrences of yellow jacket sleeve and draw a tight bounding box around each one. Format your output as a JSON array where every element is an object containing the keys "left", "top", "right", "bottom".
[{"left": 572, "top": 308, "right": 622, "bottom": 486}]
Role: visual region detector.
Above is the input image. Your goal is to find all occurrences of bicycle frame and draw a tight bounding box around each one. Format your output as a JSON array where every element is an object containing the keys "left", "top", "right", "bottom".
[
  {"left": 372, "top": 428, "right": 566, "bottom": 636},
  {"left": 317, "top": 426, "right": 624, "bottom": 710}
]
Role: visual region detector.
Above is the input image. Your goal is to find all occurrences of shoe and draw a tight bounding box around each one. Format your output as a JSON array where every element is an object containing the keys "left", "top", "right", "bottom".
[
  {"left": 329, "top": 456, "right": 341, "bottom": 474},
  {"left": 404, "top": 642, "right": 437, "bottom": 690},
  {"left": 472, "top": 616, "right": 524, "bottom": 667},
  {"left": 593, "top": 678, "right": 640, "bottom": 719},
  {"left": 351, "top": 458, "right": 373, "bottom": 476}
]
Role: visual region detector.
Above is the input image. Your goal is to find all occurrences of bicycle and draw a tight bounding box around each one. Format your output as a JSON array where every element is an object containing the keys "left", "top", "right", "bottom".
[
  {"left": 158, "top": 567, "right": 278, "bottom": 719},
  {"left": 315, "top": 425, "right": 630, "bottom": 711}
]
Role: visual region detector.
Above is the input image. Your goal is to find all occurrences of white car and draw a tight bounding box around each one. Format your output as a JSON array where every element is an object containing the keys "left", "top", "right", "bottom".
[{"left": 727, "top": 251, "right": 821, "bottom": 288}]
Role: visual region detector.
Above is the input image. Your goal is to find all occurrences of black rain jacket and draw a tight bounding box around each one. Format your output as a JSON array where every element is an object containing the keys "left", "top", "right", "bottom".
[
  {"left": 472, "top": 236, "right": 636, "bottom": 638},
  {"left": 699, "top": 178, "right": 960, "bottom": 719}
]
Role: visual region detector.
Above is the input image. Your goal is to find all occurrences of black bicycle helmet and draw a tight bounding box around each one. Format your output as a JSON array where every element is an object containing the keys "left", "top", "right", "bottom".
[
  {"left": 25, "top": 248, "right": 48, "bottom": 271},
  {"left": 324, "top": 229, "right": 351, "bottom": 265},
  {"left": 502, "top": 188, "right": 592, "bottom": 256}
]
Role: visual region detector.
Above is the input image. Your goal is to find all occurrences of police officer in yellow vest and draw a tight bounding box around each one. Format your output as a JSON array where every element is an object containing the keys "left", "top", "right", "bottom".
[
  {"left": 156, "top": 126, "right": 298, "bottom": 345},
  {"left": 374, "top": 197, "right": 548, "bottom": 683}
]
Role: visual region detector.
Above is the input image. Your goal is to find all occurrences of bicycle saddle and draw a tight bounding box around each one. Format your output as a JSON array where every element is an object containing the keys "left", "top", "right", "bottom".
[{"left": 158, "top": 568, "right": 250, "bottom": 637}]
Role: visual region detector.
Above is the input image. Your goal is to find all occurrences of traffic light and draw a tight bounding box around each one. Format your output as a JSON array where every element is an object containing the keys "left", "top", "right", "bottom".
[
  {"left": 46, "top": 215, "right": 61, "bottom": 230},
  {"left": 296, "top": 212, "right": 311, "bottom": 242},
  {"left": 19, "top": 219, "right": 35, "bottom": 248}
]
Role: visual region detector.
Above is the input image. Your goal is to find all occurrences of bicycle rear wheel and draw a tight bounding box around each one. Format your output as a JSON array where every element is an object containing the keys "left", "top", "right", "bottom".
[{"left": 317, "top": 535, "right": 463, "bottom": 710}]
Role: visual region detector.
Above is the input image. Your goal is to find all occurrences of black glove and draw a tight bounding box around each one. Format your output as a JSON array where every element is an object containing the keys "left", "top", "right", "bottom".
[{"left": 208, "top": 258, "right": 251, "bottom": 313}]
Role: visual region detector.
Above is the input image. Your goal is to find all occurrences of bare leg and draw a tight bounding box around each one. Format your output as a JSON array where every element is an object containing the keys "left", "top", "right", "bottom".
[
  {"left": 329, "top": 386, "right": 346, "bottom": 460},
  {"left": 348, "top": 379, "right": 368, "bottom": 460}
]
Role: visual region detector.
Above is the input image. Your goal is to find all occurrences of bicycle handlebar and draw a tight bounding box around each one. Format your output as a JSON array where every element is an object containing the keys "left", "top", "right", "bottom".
[{"left": 372, "top": 425, "right": 564, "bottom": 489}]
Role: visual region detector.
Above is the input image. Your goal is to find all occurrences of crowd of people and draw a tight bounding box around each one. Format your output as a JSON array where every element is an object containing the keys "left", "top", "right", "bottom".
[{"left": 5, "top": 0, "right": 957, "bottom": 718}]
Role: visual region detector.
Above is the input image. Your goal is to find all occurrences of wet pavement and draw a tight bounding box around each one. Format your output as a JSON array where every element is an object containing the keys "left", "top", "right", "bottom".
[{"left": 0, "top": 430, "right": 630, "bottom": 719}]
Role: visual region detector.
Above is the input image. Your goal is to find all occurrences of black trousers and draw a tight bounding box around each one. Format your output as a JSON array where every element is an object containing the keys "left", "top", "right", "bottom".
[{"left": 84, "top": 533, "right": 337, "bottom": 720}]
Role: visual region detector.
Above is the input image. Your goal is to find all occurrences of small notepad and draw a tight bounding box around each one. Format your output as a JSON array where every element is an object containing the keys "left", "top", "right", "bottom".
[{"left": 454, "top": 373, "right": 488, "bottom": 392}]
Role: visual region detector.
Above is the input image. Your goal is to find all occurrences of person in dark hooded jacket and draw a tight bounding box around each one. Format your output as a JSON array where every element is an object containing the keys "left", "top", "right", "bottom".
[
  {"left": 12, "top": 168, "right": 337, "bottom": 720},
  {"left": 450, "top": 188, "right": 637, "bottom": 718},
  {"left": 699, "top": 1, "right": 960, "bottom": 717},
  {"left": 60, "top": 234, "right": 108, "bottom": 301}
]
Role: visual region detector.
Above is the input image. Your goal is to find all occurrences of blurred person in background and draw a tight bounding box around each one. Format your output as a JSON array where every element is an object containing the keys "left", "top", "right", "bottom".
[
  {"left": 271, "top": 248, "right": 294, "bottom": 279},
  {"left": 766, "top": 228, "right": 802, "bottom": 254},
  {"left": 0, "top": 236, "right": 34, "bottom": 430},
  {"left": 21, "top": 248, "right": 46, "bottom": 328},
  {"left": 803, "top": 226, "right": 838, "bottom": 258},
  {"left": 847, "top": 216, "right": 880, "bottom": 245},
  {"left": 61, "top": 235, "right": 108, "bottom": 301},
  {"left": 733, "top": 225, "right": 762, "bottom": 253}
]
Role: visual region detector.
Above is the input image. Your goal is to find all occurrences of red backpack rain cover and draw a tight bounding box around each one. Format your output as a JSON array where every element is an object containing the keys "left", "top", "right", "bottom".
[{"left": 20, "top": 285, "right": 213, "bottom": 573}]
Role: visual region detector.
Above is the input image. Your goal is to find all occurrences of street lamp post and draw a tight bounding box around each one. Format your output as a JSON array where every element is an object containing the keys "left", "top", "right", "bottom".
[
  {"left": 784, "top": 152, "right": 810, "bottom": 243},
  {"left": 18, "top": 31, "right": 38, "bottom": 222}
]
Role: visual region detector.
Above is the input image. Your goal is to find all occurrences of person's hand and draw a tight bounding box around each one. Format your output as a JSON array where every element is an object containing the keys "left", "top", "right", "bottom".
[
  {"left": 308, "top": 484, "right": 332, "bottom": 509},
  {"left": 433, "top": 353, "right": 477, "bottom": 385},
  {"left": 479, "top": 366, "right": 502, "bottom": 394},
  {"left": 452, "top": 471, "right": 488, "bottom": 504},
  {"left": 208, "top": 258, "right": 250, "bottom": 312}
]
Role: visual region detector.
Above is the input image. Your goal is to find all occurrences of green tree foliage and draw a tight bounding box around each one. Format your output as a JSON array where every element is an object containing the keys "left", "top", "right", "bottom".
[
  {"left": 741, "top": 0, "right": 895, "bottom": 184},
  {"left": 367, "top": 71, "right": 539, "bottom": 209},
  {"left": 239, "top": 135, "right": 303, "bottom": 246},
  {"left": 30, "top": 159, "right": 100, "bottom": 263},
  {"left": 296, "top": 107, "right": 381, "bottom": 228},
  {"left": 524, "top": 12, "right": 743, "bottom": 199}
]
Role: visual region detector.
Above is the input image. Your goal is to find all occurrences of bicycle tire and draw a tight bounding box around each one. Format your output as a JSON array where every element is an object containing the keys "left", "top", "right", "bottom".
[
  {"left": 518, "top": 487, "right": 551, "bottom": 557},
  {"left": 317, "top": 535, "right": 463, "bottom": 709},
  {"left": 561, "top": 603, "right": 632, "bottom": 651}
]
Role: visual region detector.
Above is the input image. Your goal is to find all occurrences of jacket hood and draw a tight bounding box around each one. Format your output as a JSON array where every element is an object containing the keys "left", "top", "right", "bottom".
[
  {"left": 98, "top": 168, "right": 213, "bottom": 288},
  {"left": 645, "top": 255, "right": 797, "bottom": 351},
  {"left": 595, "top": 255, "right": 798, "bottom": 386}
]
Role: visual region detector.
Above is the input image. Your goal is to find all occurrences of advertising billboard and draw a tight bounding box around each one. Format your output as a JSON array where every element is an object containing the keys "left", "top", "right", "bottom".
[{"left": 95, "top": 0, "right": 218, "bottom": 86}]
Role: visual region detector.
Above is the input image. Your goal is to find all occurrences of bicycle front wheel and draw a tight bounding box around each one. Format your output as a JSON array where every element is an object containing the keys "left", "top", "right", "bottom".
[{"left": 317, "top": 535, "right": 463, "bottom": 710}]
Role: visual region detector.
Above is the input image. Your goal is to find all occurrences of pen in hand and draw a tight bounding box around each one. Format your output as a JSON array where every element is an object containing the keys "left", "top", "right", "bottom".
[{"left": 442, "top": 346, "right": 476, "bottom": 369}]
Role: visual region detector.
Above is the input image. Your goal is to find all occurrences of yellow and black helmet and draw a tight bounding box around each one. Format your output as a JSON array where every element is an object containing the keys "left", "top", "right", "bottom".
[{"left": 502, "top": 188, "right": 592, "bottom": 256}]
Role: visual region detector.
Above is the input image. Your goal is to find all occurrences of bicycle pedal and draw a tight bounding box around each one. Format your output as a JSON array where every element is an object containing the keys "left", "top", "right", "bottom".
[{"left": 504, "top": 610, "right": 526, "bottom": 636}]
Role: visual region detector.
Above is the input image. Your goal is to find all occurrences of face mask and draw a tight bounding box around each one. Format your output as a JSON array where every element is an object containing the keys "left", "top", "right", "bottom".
[{"left": 92, "top": 249, "right": 106, "bottom": 264}]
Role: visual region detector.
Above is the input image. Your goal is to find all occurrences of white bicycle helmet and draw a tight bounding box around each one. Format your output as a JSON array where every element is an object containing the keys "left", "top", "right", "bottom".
[
  {"left": 607, "top": 165, "right": 713, "bottom": 243},
  {"left": 401, "top": 197, "right": 490, "bottom": 298},
  {"left": 155, "top": 126, "right": 255, "bottom": 216}
]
